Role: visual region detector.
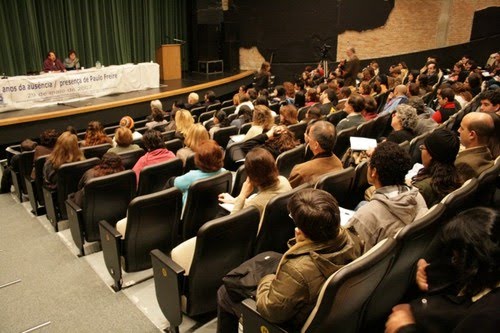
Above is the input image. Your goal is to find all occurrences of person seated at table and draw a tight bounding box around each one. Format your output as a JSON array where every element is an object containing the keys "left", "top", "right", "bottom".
[
  {"left": 63, "top": 50, "right": 80, "bottom": 70},
  {"left": 43, "top": 51, "right": 66, "bottom": 72},
  {"left": 82, "top": 121, "right": 112, "bottom": 146}
]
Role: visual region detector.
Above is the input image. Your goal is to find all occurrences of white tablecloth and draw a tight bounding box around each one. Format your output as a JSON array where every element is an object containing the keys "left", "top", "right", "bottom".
[{"left": 0, "top": 63, "right": 159, "bottom": 112}]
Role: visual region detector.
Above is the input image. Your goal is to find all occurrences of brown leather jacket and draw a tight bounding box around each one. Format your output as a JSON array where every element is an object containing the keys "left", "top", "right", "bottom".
[{"left": 256, "top": 229, "right": 362, "bottom": 328}]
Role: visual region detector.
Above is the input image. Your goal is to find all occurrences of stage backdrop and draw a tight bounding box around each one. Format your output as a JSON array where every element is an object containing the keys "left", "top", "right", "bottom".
[{"left": 0, "top": 0, "right": 188, "bottom": 76}]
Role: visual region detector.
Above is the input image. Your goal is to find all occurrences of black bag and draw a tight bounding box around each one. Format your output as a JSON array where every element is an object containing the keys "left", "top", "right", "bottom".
[{"left": 222, "top": 251, "right": 282, "bottom": 303}]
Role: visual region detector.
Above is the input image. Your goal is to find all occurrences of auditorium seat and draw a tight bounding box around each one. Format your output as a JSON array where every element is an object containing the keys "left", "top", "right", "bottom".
[
  {"left": 224, "top": 142, "right": 246, "bottom": 171},
  {"left": 409, "top": 131, "right": 431, "bottom": 165},
  {"left": 362, "top": 203, "right": 446, "bottom": 331},
  {"left": 333, "top": 126, "right": 358, "bottom": 159},
  {"left": 116, "top": 149, "right": 145, "bottom": 170},
  {"left": 253, "top": 183, "right": 311, "bottom": 255},
  {"left": 287, "top": 122, "right": 307, "bottom": 143},
  {"left": 241, "top": 238, "right": 398, "bottom": 333},
  {"left": 206, "top": 102, "right": 221, "bottom": 112},
  {"left": 221, "top": 105, "right": 236, "bottom": 115},
  {"left": 199, "top": 110, "right": 215, "bottom": 124},
  {"left": 297, "top": 106, "right": 310, "bottom": 121},
  {"left": 99, "top": 188, "right": 182, "bottom": 291},
  {"left": 160, "top": 130, "right": 176, "bottom": 141},
  {"left": 275, "top": 144, "right": 305, "bottom": 178},
  {"left": 137, "top": 158, "right": 183, "bottom": 196},
  {"left": 474, "top": 156, "right": 500, "bottom": 207},
  {"left": 314, "top": 167, "right": 355, "bottom": 208},
  {"left": 43, "top": 157, "right": 100, "bottom": 231},
  {"left": 239, "top": 122, "right": 252, "bottom": 135},
  {"left": 190, "top": 105, "right": 206, "bottom": 119},
  {"left": 213, "top": 125, "right": 239, "bottom": 148},
  {"left": 180, "top": 171, "right": 232, "bottom": 241},
  {"left": 151, "top": 206, "right": 260, "bottom": 332},
  {"left": 66, "top": 170, "right": 136, "bottom": 256},
  {"left": 440, "top": 178, "right": 479, "bottom": 220},
  {"left": 345, "top": 161, "right": 369, "bottom": 210},
  {"left": 165, "top": 139, "right": 184, "bottom": 155},
  {"left": 81, "top": 143, "right": 112, "bottom": 159},
  {"left": 25, "top": 155, "right": 48, "bottom": 216},
  {"left": 221, "top": 99, "right": 233, "bottom": 108}
]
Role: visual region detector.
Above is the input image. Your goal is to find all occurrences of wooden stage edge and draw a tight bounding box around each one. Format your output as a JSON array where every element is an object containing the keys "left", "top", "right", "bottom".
[{"left": 0, "top": 71, "right": 254, "bottom": 127}]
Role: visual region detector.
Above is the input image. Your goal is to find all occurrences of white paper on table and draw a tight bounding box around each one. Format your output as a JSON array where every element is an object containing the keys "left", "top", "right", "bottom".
[{"left": 350, "top": 137, "right": 377, "bottom": 151}]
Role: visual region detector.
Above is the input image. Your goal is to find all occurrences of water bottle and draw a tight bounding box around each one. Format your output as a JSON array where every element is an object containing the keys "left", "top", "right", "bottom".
[{"left": 95, "top": 60, "right": 102, "bottom": 69}]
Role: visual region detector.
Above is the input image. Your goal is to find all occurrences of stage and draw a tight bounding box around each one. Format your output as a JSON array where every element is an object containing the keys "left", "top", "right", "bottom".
[{"left": 0, "top": 70, "right": 254, "bottom": 157}]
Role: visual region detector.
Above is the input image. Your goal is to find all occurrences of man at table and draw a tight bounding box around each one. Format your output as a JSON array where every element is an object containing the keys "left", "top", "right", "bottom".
[{"left": 43, "top": 51, "right": 66, "bottom": 73}]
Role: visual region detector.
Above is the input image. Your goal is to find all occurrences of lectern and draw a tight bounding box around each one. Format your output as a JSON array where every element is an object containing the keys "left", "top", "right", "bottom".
[{"left": 156, "top": 44, "right": 181, "bottom": 80}]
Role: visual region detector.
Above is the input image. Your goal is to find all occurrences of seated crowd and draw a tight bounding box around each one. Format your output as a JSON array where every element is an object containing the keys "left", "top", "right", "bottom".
[{"left": 2, "top": 50, "right": 499, "bottom": 333}]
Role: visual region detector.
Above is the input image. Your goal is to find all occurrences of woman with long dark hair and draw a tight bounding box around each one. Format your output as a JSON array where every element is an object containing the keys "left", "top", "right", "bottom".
[{"left": 411, "top": 129, "right": 462, "bottom": 207}]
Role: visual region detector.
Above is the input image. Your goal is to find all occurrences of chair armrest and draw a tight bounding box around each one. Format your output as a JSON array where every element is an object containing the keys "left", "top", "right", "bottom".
[
  {"left": 240, "top": 298, "right": 289, "bottom": 333},
  {"left": 151, "top": 249, "right": 185, "bottom": 330},
  {"left": 66, "top": 197, "right": 85, "bottom": 256},
  {"left": 99, "top": 220, "right": 123, "bottom": 291}
]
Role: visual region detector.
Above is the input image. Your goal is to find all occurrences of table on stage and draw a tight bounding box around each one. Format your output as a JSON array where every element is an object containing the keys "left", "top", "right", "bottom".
[{"left": 0, "top": 62, "right": 159, "bottom": 113}]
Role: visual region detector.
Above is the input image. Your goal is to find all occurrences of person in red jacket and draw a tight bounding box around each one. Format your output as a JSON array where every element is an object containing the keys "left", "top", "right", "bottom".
[{"left": 132, "top": 129, "right": 175, "bottom": 182}]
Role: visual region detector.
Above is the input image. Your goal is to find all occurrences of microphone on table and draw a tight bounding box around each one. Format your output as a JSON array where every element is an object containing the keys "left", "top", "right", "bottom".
[{"left": 173, "top": 38, "right": 186, "bottom": 44}]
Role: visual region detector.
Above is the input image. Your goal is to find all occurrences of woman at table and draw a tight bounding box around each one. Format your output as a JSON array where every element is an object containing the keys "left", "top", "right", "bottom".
[
  {"left": 43, "top": 51, "right": 66, "bottom": 73},
  {"left": 64, "top": 50, "right": 80, "bottom": 70}
]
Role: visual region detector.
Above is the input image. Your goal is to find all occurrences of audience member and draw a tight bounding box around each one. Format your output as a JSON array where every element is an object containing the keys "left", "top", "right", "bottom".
[
  {"left": 407, "top": 97, "right": 438, "bottom": 135},
  {"left": 174, "top": 109, "right": 195, "bottom": 140},
  {"left": 242, "top": 105, "right": 275, "bottom": 141},
  {"left": 72, "top": 152, "right": 125, "bottom": 207},
  {"left": 336, "top": 94, "right": 366, "bottom": 131},
  {"left": 185, "top": 92, "right": 201, "bottom": 111},
  {"left": 455, "top": 112, "right": 494, "bottom": 179},
  {"left": 174, "top": 139, "right": 226, "bottom": 204},
  {"left": 319, "top": 88, "right": 338, "bottom": 115},
  {"left": 230, "top": 105, "right": 252, "bottom": 129},
  {"left": 82, "top": 121, "right": 112, "bottom": 146},
  {"left": 431, "top": 87, "right": 458, "bottom": 123},
  {"left": 30, "top": 129, "right": 59, "bottom": 179},
  {"left": 235, "top": 93, "right": 254, "bottom": 114},
  {"left": 479, "top": 88, "right": 500, "bottom": 115},
  {"left": 346, "top": 141, "right": 427, "bottom": 251},
  {"left": 362, "top": 96, "right": 378, "bottom": 120},
  {"left": 279, "top": 104, "right": 298, "bottom": 126},
  {"left": 148, "top": 100, "right": 165, "bottom": 120},
  {"left": 386, "top": 104, "right": 418, "bottom": 144},
  {"left": 380, "top": 85, "right": 409, "bottom": 116},
  {"left": 209, "top": 110, "right": 231, "bottom": 138},
  {"left": 176, "top": 123, "right": 209, "bottom": 166},
  {"left": 385, "top": 207, "right": 500, "bottom": 333},
  {"left": 218, "top": 148, "right": 291, "bottom": 216},
  {"left": 411, "top": 129, "right": 462, "bottom": 207},
  {"left": 117, "top": 116, "right": 142, "bottom": 142},
  {"left": 342, "top": 47, "right": 361, "bottom": 87},
  {"left": 289, "top": 120, "right": 342, "bottom": 187},
  {"left": 254, "top": 61, "right": 272, "bottom": 91},
  {"left": 146, "top": 107, "right": 168, "bottom": 131},
  {"left": 241, "top": 125, "right": 299, "bottom": 159},
  {"left": 108, "top": 127, "right": 142, "bottom": 154},
  {"left": 204, "top": 90, "right": 220, "bottom": 107},
  {"left": 43, "top": 132, "right": 85, "bottom": 189},
  {"left": 216, "top": 188, "right": 362, "bottom": 332},
  {"left": 132, "top": 129, "right": 175, "bottom": 181},
  {"left": 1, "top": 139, "right": 37, "bottom": 193}
]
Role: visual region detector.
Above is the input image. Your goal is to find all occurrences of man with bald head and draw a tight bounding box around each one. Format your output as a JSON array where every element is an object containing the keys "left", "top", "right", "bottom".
[
  {"left": 288, "top": 120, "right": 343, "bottom": 187},
  {"left": 455, "top": 112, "right": 495, "bottom": 180},
  {"left": 380, "top": 85, "right": 409, "bottom": 116}
]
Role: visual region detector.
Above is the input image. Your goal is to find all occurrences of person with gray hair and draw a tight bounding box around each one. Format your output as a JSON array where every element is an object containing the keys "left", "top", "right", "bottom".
[
  {"left": 288, "top": 120, "right": 343, "bottom": 187},
  {"left": 408, "top": 96, "right": 438, "bottom": 135},
  {"left": 386, "top": 104, "right": 418, "bottom": 144},
  {"left": 147, "top": 99, "right": 166, "bottom": 121},
  {"left": 185, "top": 92, "right": 201, "bottom": 110}
]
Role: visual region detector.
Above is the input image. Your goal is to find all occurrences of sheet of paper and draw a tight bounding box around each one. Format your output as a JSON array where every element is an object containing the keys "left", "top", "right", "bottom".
[
  {"left": 350, "top": 137, "right": 377, "bottom": 151},
  {"left": 230, "top": 134, "right": 246, "bottom": 143},
  {"left": 340, "top": 207, "right": 355, "bottom": 226}
]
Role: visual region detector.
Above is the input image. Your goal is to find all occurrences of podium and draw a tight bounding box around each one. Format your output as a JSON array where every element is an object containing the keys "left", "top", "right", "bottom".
[{"left": 156, "top": 44, "right": 181, "bottom": 80}]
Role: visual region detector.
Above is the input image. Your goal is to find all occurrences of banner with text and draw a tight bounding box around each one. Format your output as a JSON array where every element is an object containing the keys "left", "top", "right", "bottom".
[{"left": 0, "top": 63, "right": 159, "bottom": 112}]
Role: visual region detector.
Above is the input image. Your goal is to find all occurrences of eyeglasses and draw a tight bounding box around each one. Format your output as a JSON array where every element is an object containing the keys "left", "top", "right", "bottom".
[{"left": 419, "top": 145, "right": 427, "bottom": 151}]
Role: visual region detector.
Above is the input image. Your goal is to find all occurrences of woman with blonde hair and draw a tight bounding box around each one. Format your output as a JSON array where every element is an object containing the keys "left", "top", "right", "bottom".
[
  {"left": 176, "top": 123, "right": 209, "bottom": 166},
  {"left": 43, "top": 131, "right": 85, "bottom": 189},
  {"left": 83, "top": 120, "right": 112, "bottom": 146},
  {"left": 242, "top": 105, "right": 275, "bottom": 141},
  {"left": 174, "top": 109, "right": 195, "bottom": 140}
]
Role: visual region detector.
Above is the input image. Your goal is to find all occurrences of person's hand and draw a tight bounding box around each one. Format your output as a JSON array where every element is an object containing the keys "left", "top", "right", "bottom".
[
  {"left": 239, "top": 178, "right": 254, "bottom": 199},
  {"left": 385, "top": 304, "right": 416, "bottom": 333},
  {"left": 416, "top": 258, "right": 429, "bottom": 292},
  {"left": 266, "top": 125, "right": 285, "bottom": 139},
  {"left": 366, "top": 147, "right": 375, "bottom": 157},
  {"left": 218, "top": 193, "right": 235, "bottom": 204}
]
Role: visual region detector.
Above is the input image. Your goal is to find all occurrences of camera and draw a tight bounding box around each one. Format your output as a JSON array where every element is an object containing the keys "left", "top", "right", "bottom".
[{"left": 320, "top": 44, "right": 331, "bottom": 59}]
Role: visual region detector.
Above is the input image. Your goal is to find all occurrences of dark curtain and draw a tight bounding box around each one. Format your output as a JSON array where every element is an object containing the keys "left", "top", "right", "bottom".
[{"left": 0, "top": 0, "right": 187, "bottom": 76}]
